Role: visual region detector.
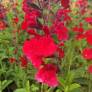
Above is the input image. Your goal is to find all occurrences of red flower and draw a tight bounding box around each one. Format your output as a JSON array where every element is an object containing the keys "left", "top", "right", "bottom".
[
  {"left": 84, "top": 30, "right": 92, "bottom": 37},
  {"left": 35, "top": 64, "right": 58, "bottom": 87},
  {"left": 76, "top": 0, "right": 88, "bottom": 14},
  {"left": 22, "top": 0, "right": 33, "bottom": 13},
  {"left": 82, "top": 48, "right": 92, "bottom": 60},
  {"left": 42, "top": 25, "right": 50, "bottom": 35},
  {"left": 88, "top": 64, "right": 92, "bottom": 74},
  {"left": 25, "top": 14, "right": 37, "bottom": 27},
  {"left": 30, "top": 55, "right": 44, "bottom": 68},
  {"left": 19, "top": 56, "right": 28, "bottom": 67},
  {"left": 56, "top": 9, "right": 71, "bottom": 22},
  {"left": 13, "top": 17, "right": 19, "bottom": 23},
  {"left": 58, "top": 42, "right": 64, "bottom": 47},
  {"left": 61, "top": 0, "right": 70, "bottom": 9},
  {"left": 0, "top": 21, "right": 6, "bottom": 31},
  {"left": 57, "top": 48, "right": 64, "bottom": 59},
  {"left": 75, "top": 33, "right": 85, "bottom": 40},
  {"left": 85, "top": 17, "right": 92, "bottom": 24},
  {"left": 73, "top": 26, "right": 84, "bottom": 33},
  {"left": 0, "top": 4, "right": 6, "bottom": 18},
  {"left": 84, "top": 30, "right": 92, "bottom": 45},
  {"left": 86, "top": 35, "right": 92, "bottom": 45},
  {"left": 23, "top": 36, "right": 57, "bottom": 57},
  {"left": 9, "top": 58, "right": 16, "bottom": 64},
  {"left": 21, "top": 20, "right": 28, "bottom": 30},
  {"left": 27, "top": 10, "right": 41, "bottom": 18},
  {"left": 23, "top": 36, "right": 57, "bottom": 68},
  {"left": 55, "top": 22, "right": 69, "bottom": 41},
  {"left": 22, "top": 12, "right": 42, "bottom": 30}
]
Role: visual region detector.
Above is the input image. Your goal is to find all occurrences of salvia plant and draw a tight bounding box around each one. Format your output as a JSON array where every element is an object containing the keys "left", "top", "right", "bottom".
[{"left": 0, "top": 0, "right": 92, "bottom": 92}]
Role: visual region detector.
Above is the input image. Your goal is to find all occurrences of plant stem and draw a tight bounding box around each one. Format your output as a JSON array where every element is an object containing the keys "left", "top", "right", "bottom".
[
  {"left": 37, "top": 0, "right": 42, "bottom": 9},
  {"left": 64, "top": 42, "right": 74, "bottom": 92},
  {"left": 88, "top": 74, "right": 91, "bottom": 92},
  {"left": 41, "top": 83, "right": 44, "bottom": 92},
  {"left": 37, "top": 0, "right": 46, "bottom": 24}
]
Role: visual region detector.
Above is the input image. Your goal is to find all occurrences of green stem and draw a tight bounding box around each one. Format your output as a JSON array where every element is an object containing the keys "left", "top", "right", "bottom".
[
  {"left": 41, "top": 83, "right": 44, "bottom": 92},
  {"left": 0, "top": 81, "right": 2, "bottom": 92},
  {"left": 64, "top": 43, "right": 74, "bottom": 92},
  {"left": 88, "top": 74, "right": 91, "bottom": 92}
]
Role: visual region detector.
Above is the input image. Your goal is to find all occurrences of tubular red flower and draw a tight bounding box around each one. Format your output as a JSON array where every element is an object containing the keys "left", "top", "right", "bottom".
[
  {"left": 61, "top": 0, "right": 70, "bottom": 9},
  {"left": 23, "top": 36, "right": 57, "bottom": 68},
  {"left": 0, "top": 21, "right": 6, "bottom": 31},
  {"left": 82, "top": 48, "right": 92, "bottom": 60},
  {"left": 85, "top": 17, "right": 92, "bottom": 24},
  {"left": 86, "top": 35, "right": 92, "bottom": 45},
  {"left": 75, "top": 33, "right": 85, "bottom": 40},
  {"left": 13, "top": 17, "right": 19, "bottom": 23},
  {"left": 21, "top": 20, "right": 28, "bottom": 30},
  {"left": 54, "top": 22, "right": 69, "bottom": 41},
  {"left": 88, "top": 65, "right": 92, "bottom": 74},
  {"left": 35, "top": 64, "right": 58, "bottom": 87},
  {"left": 84, "top": 30, "right": 92, "bottom": 45},
  {"left": 57, "top": 48, "right": 64, "bottom": 59},
  {"left": 73, "top": 26, "right": 84, "bottom": 33},
  {"left": 23, "top": 36, "right": 57, "bottom": 57},
  {"left": 56, "top": 8, "right": 71, "bottom": 22},
  {"left": 76, "top": 0, "right": 88, "bottom": 14},
  {"left": 19, "top": 56, "right": 28, "bottom": 67},
  {"left": 9, "top": 58, "right": 16, "bottom": 64}
]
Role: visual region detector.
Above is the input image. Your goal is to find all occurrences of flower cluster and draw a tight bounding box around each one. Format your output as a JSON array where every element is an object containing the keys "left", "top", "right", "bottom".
[
  {"left": 22, "top": 0, "right": 70, "bottom": 87},
  {"left": 0, "top": 4, "right": 7, "bottom": 31},
  {"left": 22, "top": 0, "right": 92, "bottom": 87}
]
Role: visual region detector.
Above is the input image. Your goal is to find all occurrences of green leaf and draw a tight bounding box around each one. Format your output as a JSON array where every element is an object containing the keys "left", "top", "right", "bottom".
[
  {"left": 25, "top": 80, "right": 30, "bottom": 92},
  {"left": 56, "top": 89, "right": 62, "bottom": 92},
  {"left": 31, "top": 84, "right": 39, "bottom": 92},
  {"left": 72, "top": 0, "right": 77, "bottom": 2},
  {"left": 14, "top": 88, "right": 26, "bottom": 92},
  {"left": 69, "top": 83, "right": 80, "bottom": 91},
  {"left": 58, "top": 76, "right": 65, "bottom": 87},
  {"left": 2, "top": 80, "right": 13, "bottom": 91},
  {"left": 74, "top": 77, "right": 88, "bottom": 86}
]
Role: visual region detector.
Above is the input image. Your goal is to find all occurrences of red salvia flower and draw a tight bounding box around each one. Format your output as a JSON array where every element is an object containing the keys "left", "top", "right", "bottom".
[
  {"left": 35, "top": 64, "right": 58, "bottom": 87},
  {"left": 24, "top": 14, "right": 37, "bottom": 27},
  {"left": 0, "top": 4, "right": 6, "bottom": 18},
  {"left": 23, "top": 36, "right": 57, "bottom": 57},
  {"left": 61, "top": 0, "right": 70, "bottom": 9},
  {"left": 9, "top": 58, "right": 16, "bottom": 64},
  {"left": 84, "top": 30, "right": 92, "bottom": 36},
  {"left": 85, "top": 17, "right": 92, "bottom": 24},
  {"left": 57, "top": 48, "right": 64, "bottom": 59},
  {"left": 21, "top": 20, "right": 28, "bottom": 30},
  {"left": 23, "top": 36, "right": 57, "bottom": 68},
  {"left": 82, "top": 48, "right": 92, "bottom": 60},
  {"left": 86, "top": 35, "right": 92, "bottom": 45},
  {"left": 19, "top": 56, "right": 28, "bottom": 67},
  {"left": 75, "top": 33, "right": 85, "bottom": 40},
  {"left": 0, "top": 21, "right": 6, "bottom": 31},
  {"left": 76, "top": 0, "right": 88, "bottom": 14},
  {"left": 42, "top": 25, "right": 50, "bottom": 35},
  {"left": 88, "top": 64, "right": 92, "bottom": 74},
  {"left": 73, "top": 26, "right": 84, "bottom": 33},
  {"left": 29, "top": 55, "right": 44, "bottom": 68},
  {"left": 84, "top": 30, "right": 92, "bottom": 45},
  {"left": 54, "top": 22, "right": 69, "bottom": 41},
  {"left": 13, "top": 17, "right": 19, "bottom": 23},
  {"left": 22, "top": 0, "right": 33, "bottom": 13},
  {"left": 56, "top": 9, "right": 71, "bottom": 22},
  {"left": 26, "top": 29, "right": 39, "bottom": 36}
]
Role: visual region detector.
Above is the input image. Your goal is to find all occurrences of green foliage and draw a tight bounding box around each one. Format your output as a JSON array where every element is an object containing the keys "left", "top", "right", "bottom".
[
  {"left": 0, "top": 80, "right": 13, "bottom": 92},
  {"left": 0, "top": 0, "right": 92, "bottom": 92}
]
